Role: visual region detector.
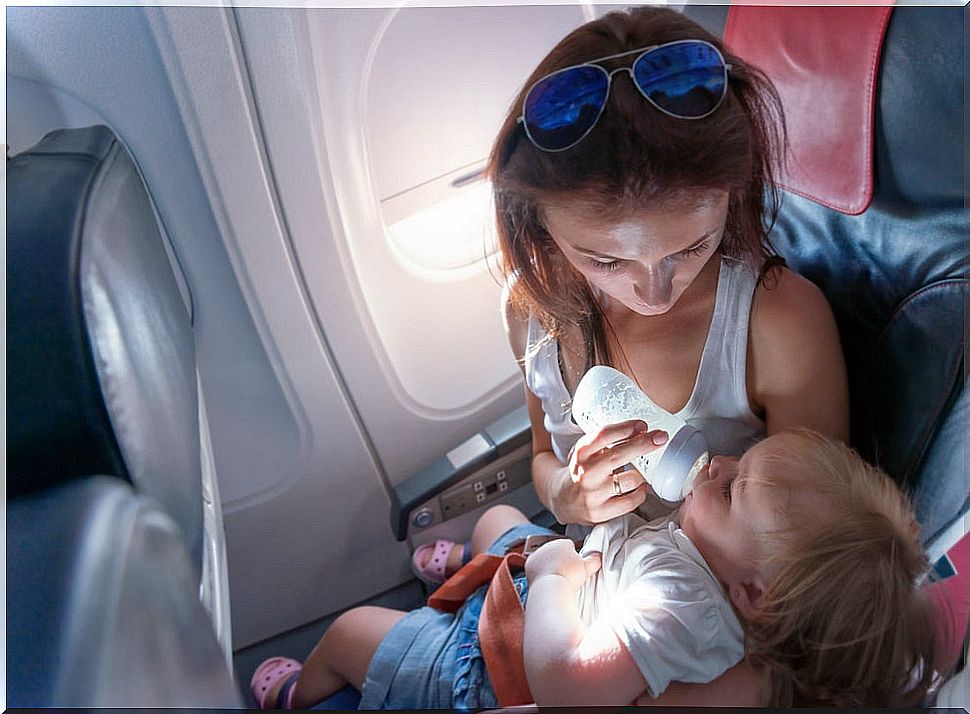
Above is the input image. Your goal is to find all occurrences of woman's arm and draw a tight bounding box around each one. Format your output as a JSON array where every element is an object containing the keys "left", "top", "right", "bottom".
[
  {"left": 504, "top": 295, "right": 656, "bottom": 525},
  {"left": 748, "top": 267, "right": 850, "bottom": 441},
  {"left": 635, "top": 658, "right": 768, "bottom": 707},
  {"left": 523, "top": 539, "right": 649, "bottom": 705},
  {"left": 503, "top": 293, "right": 573, "bottom": 517}
]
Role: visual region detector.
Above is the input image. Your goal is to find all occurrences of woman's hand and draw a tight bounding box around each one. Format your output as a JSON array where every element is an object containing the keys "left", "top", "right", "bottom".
[
  {"left": 525, "top": 538, "right": 602, "bottom": 589},
  {"left": 550, "top": 419, "right": 668, "bottom": 525}
]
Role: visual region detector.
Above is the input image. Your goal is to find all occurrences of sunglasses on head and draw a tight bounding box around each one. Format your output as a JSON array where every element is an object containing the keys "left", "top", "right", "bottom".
[{"left": 518, "top": 39, "right": 732, "bottom": 152}]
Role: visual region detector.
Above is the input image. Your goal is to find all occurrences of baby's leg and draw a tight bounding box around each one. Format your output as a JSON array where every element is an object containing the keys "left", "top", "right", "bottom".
[
  {"left": 291, "top": 606, "right": 406, "bottom": 708},
  {"left": 415, "top": 505, "right": 531, "bottom": 579},
  {"left": 470, "top": 504, "right": 530, "bottom": 556}
]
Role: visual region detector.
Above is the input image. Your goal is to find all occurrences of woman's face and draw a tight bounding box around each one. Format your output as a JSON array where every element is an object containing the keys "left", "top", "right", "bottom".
[{"left": 542, "top": 191, "right": 729, "bottom": 316}]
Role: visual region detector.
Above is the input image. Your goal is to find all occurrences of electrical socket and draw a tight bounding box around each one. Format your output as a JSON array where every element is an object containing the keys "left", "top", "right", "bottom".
[
  {"left": 429, "top": 444, "right": 534, "bottom": 525},
  {"left": 440, "top": 485, "right": 475, "bottom": 519}
]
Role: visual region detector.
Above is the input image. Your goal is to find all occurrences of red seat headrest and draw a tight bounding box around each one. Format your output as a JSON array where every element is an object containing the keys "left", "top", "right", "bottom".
[{"left": 724, "top": 5, "right": 894, "bottom": 215}]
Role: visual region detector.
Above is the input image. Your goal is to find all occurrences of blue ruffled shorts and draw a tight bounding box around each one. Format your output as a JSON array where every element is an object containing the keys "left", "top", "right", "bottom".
[{"left": 359, "top": 521, "right": 554, "bottom": 710}]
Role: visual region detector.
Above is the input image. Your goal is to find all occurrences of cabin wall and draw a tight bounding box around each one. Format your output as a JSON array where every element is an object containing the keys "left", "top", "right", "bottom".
[{"left": 6, "top": 2, "right": 629, "bottom": 649}]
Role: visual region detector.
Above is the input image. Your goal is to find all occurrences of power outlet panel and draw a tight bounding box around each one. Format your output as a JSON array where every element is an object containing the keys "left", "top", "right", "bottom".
[
  {"left": 404, "top": 443, "right": 533, "bottom": 535},
  {"left": 438, "top": 445, "right": 532, "bottom": 521}
]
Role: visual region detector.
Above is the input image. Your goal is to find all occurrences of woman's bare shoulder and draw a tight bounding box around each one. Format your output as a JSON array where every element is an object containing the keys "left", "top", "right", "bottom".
[
  {"left": 748, "top": 264, "right": 849, "bottom": 439},
  {"left": 750, "top": 265, "right": 838, "bottom": 351},
  {"left": 753, "top": 265, "right": 831, "bottom": 319},
  {"left": 750, "top": 265, "right": 841, "bottom": 361}
]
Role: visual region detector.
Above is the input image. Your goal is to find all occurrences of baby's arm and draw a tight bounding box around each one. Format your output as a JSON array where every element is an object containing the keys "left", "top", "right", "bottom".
[{"left": 523, "top": 540, "right": 649, "bottom": 705}]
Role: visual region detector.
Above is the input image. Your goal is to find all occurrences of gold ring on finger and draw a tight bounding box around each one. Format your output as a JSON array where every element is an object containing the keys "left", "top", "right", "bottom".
[{"left": 612, "top": 473, "right": 623, "bottom": 497}]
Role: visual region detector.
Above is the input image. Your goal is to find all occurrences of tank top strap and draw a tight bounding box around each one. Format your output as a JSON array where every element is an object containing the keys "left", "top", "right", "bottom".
[
  {"left": 686, "top": 257, "right": 759, "bottom": 422},
  {"left": 723, "top": 258, "right": 759, "bottom": 411}
]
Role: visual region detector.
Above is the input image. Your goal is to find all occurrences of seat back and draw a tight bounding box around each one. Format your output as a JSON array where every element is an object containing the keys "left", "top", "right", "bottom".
[
  {"left": 8, "top": 125, "right": 203, "bottom": 559},
  {"left": 7, "top": 125, "right": 238, "bottom": 705},
  {"left": 7, "top": 477, "right": 239, "bottom": 706}
]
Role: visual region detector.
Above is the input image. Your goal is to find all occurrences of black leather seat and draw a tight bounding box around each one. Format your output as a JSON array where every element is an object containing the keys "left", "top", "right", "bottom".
[
  {"left": 765, "top": 7, "right": 967, "bottom": 546},
  {"left": 7, "top": 125, "right": 239, "bottom": 706},
  {"left": 686, "top": 5, "right": 968, "bottom": 547}
]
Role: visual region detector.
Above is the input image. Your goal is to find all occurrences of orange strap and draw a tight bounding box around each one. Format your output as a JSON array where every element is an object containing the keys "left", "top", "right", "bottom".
[
  {"left": 426, "top": 552, "right": 506, "bottom": 613},
  {"left": 477, "top": 551, "right": 532, "bottom": 706},
  {"left": 426, "top": 548, "right": 533, "bottom": 706}
]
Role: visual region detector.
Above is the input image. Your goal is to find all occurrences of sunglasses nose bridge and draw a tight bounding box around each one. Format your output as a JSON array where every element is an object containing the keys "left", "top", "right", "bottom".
[
  {"left": 607, "top": 65, "right": 634, "bottom": 84},
  {"left": 603, "top": 66, "right": 637, "bottom": 103},
  {"left": 609, "top": 65, "right": 650, "bottom": 103}
]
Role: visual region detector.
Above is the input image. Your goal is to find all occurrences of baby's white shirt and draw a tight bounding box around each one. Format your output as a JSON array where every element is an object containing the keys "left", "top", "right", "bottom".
[{"left": 576, "top": 513, "right": 745, "bottom": 698}]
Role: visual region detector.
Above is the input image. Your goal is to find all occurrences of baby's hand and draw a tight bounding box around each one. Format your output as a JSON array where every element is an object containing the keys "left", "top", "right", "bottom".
[{"left": 525, "top": 538, "right": 602, "bottom": 589}]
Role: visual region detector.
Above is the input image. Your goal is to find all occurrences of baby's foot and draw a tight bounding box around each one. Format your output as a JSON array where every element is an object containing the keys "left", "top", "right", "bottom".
[
  {"left": 412, "top": 540, "right": 471, "bottom": 585},
  {"left": 251, "top": 657, "right": 300, "bottom": 709},
  {"left": 417, "top": 541, "right": 467, "bottom": 577}
]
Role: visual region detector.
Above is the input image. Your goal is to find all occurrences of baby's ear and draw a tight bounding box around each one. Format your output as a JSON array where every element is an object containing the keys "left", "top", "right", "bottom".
[{"left": 730, "top": 577, "right": 767, "bottom": 621}]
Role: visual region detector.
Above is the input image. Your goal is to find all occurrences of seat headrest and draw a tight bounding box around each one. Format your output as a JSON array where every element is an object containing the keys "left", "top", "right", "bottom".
[
  {"left": 7, "top": 125, "right": 203, "bottom": 561},
  {"left": 725, "top": 6, "right": 893, "bottom": 215},
  {"left": 724, "top": 6, "right": 964, "bottom": 213}
]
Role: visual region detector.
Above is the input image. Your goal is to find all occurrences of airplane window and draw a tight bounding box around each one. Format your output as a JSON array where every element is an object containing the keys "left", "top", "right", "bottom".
[
  {"left": 292, "top": 4, "right": 604, "bottom": 412},
  {"left": 364, "top": 7, "right": 526, "bottom": 283}
]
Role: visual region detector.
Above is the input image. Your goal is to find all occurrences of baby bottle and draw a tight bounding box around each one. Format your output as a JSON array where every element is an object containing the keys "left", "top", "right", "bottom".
[{"left": 571, "top": 365, "right": 709, "bottom": 502}]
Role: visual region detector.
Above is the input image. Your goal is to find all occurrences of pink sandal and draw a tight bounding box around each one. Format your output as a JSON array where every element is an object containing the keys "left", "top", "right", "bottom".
[
  {"left": 411, "top": 540, "right": 471, "bottom": 587},
  {"left": 251, "top": 656, "right": 301, "bottom": 709}
]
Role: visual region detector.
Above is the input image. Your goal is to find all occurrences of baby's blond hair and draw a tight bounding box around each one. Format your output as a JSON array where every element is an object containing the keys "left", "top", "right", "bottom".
[{"left": 745, "top": 429, "right": 937, "bottom": 706}]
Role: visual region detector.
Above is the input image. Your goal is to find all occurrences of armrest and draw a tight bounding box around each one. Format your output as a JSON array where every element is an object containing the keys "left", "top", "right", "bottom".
[{"left": 388, "top": 406, "right": 531, "bottom": 541}]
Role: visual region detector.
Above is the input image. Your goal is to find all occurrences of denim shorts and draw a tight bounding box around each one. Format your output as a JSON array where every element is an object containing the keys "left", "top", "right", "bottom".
[{"left": 359, "top": 522, "right": 555, "bottom": 710}]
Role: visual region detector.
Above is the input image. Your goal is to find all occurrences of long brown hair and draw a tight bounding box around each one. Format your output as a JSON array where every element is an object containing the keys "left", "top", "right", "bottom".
[
  {"left": 488, "top": 7, "right": 786, "bottom": 369},
  {"left": 748, "top": 430, "right": 937, "bottom": 707}
]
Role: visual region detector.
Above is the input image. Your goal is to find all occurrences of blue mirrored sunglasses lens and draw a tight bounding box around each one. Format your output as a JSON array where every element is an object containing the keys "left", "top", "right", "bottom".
[
  {"left": 633, "top": 42, "right": 726, "bottom": 118},
  {"left": 524, "top": 65, "right": 609, "bottom": 150}
]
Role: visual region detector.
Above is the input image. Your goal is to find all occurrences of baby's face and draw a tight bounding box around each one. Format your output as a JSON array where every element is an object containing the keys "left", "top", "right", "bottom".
[
  {"left": 542, "top": 191, "right": 728, "bottom": 316},
  {"left": 679, "top": 436, "right": 797, "bottom": 592}
]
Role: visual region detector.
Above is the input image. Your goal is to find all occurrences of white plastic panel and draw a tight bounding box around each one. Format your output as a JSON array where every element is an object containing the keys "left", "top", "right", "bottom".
[
  {"left": 236, "top": 5, "right": 524, "bottom": 495},
  {"left": 233, "top": 4, "right": 650, "bottom": 489},
  {"left": 366, "top": 6, "right": 565, "bottom": 202}
]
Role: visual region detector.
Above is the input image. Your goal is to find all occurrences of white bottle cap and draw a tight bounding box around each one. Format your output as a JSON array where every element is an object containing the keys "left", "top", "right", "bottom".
[{"left": 650, "top": 425, "right": 710, "bottom": 502}]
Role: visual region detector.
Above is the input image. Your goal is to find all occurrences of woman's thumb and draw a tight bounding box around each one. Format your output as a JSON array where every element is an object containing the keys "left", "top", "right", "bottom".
[{"left": 583, "top": 551, "right": 603, "bottom": 576}]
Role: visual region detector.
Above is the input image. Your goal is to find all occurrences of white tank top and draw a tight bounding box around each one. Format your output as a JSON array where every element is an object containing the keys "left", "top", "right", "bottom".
[{"left": 524, "top": 257, "right": 765, "bottom": 467}]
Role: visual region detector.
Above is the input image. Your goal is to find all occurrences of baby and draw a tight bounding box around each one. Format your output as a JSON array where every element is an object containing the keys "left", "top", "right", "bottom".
[{"left": 524, "top": 428, "right": 937, "bottom": 707}]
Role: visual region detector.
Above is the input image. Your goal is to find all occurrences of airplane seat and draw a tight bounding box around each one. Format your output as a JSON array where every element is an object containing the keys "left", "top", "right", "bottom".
[
  {"left": 721, "top": 5, "right": 968, "bottom": 548},
  {"left": 7, "top": 125, "right": 239, "bottom": 706},
  {"left": 7, "top": 477, "right": 239, "bottom": 706},
  {"left": 717, "top": 7, "right": 968, "bottom": 702}
]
